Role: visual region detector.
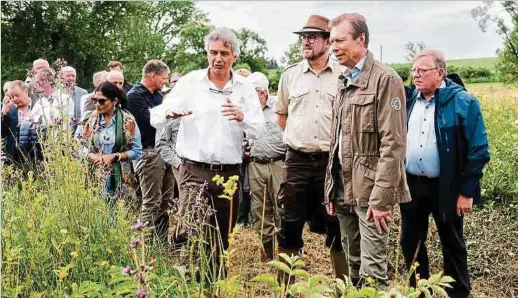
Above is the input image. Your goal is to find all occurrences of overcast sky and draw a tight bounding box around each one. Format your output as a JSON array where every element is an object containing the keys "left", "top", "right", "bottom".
[{"left": 196, "top": 1, "right": 504, "bottom": 64}]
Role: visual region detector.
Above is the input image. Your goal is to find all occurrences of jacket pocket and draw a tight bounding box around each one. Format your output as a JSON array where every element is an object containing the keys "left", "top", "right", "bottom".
[
  {"left": 352, "top": 156, "right": 378, "bottom": 203},
  {"left": 350, "top": 95, "right": 375, "bottom": 132}
]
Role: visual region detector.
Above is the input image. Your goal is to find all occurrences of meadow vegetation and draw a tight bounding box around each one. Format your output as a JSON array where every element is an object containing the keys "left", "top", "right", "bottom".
[{"left": 2, "top": 82, "right": 517, "bottom": 297}]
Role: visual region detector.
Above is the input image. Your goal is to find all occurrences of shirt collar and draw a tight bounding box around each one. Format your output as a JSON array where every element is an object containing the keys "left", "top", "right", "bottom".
[
  {"left": 302, "top": 56, "right": 334, "bottom": 74},
  {"left": 343, "top": 54, "right": 367, "bottom": 81},
  {"left": 201, "top": 68, "right": 246, "bottom": 90}
]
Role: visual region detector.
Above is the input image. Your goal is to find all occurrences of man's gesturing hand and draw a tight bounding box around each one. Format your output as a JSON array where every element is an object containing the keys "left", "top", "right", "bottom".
[
  {"left": 221, "top": 98, "right": 244, "bottom": 122},
  {"left": 165, "top": 110, "right": 192, "bottom": 119},
  {"left": 366, "top": 206, "right": 392, "bottom": 234}
]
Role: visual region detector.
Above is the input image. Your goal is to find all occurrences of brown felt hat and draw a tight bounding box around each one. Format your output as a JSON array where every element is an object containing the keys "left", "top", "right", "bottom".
[{"left": 293, "top": 15, "right": 330, "bottom": 35}]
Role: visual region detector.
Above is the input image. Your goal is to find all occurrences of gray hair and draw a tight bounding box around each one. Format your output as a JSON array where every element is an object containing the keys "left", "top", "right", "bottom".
[
  {"left": 413, "top": 49, "right": 447, "bottom": 73},
  {"left": 93, "top": 70, "right": 108, "bottom": 82},
  {"left": 61, "top": 66, "right": 76, "bottom": 74},
  {"left": 204, "top": 28, "right": 240, "bottom": 57},
  {"left": 7, "top": 80, "right": 28, "bottom": 91},
  {"left": 142, "top": 59, "right": 169, "bottom": 76}
]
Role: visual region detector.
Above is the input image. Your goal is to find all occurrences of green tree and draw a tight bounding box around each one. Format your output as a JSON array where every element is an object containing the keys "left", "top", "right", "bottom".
[
  {"left": 472, "top": 1, "right": 518, "bottom": 83},
  {"left": 172, "top": 17, "right": 213, "bottom": 74},
  {"left": 280, "top": 40, "right": 303, "bottom": 66},
  {"left": 1, "top": 1, "right": 200, "bottom": 87},
  {"left": 235, "top": 28, "right": 269, "bottom": 72}
]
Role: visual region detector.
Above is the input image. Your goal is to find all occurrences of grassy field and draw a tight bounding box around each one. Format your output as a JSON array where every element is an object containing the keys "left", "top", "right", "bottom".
[
  {"left": 2, "top": 82, "right": 518, "bottom": 297},
  {"left": 389, "top": 56, "right": 498, "bottom": 70}
]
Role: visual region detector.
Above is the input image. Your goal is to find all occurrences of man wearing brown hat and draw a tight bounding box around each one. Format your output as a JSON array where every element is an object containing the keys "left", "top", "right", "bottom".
[{"left": 274, "top": 15, "right": 347, "bottom": 285}]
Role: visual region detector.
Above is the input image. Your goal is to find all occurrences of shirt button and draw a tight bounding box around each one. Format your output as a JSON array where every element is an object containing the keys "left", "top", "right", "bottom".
[
  {"left": 421, "top": 171, "right": 424, "bottom": 174},
  {"left": 420, "top": 145, "right": 423, "bottom": 147},
  {"left": 316, "top": 105, "right": 319, "bottom": 108},
  {"left": 316, "top": 90, "right": 319, "bottom": 93},
  {"left": 419, "top": 158, "right": 422, "bottom": 161},
  {"left": 314, "top": 136, "right": 317, "bottom": 139},
  {"left": 424, "top": 118, "right": 427, "bottom": 121},
  {"left": 422, "top": 132, "right": 425, "bottom": 134},
  {"left": 315, "top": 120, "right": 318, "bottom": 123}
]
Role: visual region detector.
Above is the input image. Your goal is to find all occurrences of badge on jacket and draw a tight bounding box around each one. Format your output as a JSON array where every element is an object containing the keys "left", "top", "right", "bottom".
[{"left": 391, "top": 98, "right": 402, "bottom": 111}]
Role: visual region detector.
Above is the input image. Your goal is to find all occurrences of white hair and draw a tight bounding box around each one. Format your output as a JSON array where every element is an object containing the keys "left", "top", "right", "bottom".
[
  {"left": 204, "top": 28, "right": 240, "bottom": 57},
  {"left": 61, "top": 66, "right": 76, "bottom": 74}
]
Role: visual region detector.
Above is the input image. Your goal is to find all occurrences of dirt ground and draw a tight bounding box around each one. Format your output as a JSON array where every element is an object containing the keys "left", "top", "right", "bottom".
[{"left": 230, "top": 204, "right": 518, "bottom": 297}]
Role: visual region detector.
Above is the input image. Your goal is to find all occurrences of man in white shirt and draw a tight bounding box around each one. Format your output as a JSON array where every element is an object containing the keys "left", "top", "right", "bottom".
[
  {"left": 31, "top": 68, "right": 75, "bottom": 134},
  {"left": 150, "top": 28, "right": 264, "bottom": 273}
]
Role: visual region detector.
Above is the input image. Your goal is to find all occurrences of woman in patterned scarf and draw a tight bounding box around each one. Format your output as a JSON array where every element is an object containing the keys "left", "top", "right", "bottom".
[{"left": 81, "top": 81, "right": 142, "bottom": 205}]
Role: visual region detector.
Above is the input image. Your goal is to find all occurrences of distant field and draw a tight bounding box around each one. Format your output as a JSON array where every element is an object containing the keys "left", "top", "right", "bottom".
[{"left": 389, "top": 57, "right": 498, "bottom": 70}]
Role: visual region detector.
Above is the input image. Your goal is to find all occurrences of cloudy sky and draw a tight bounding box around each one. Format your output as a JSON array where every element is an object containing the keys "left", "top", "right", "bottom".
[{"left": 196, "top": 1, "right": 504, "bottom": 64}]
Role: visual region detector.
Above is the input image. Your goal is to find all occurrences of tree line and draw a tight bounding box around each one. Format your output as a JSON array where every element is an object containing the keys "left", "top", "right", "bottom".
[{"left": 2, "top": 1, "right": 516, "bottom": 90}]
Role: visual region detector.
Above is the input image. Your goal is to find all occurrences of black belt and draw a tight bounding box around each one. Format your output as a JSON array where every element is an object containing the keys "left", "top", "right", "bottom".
[
  {"left": 407, "top": 173, "right": 439, "bottom": 182},
  {"left": 287, "top": 147, "right": 329, "bottom": 160},
  {"left": 251, "top": 155, "right": 285, "bottom": 164},
  {"left": 182, "top": 158, "right": 241, "bottom": 172}
]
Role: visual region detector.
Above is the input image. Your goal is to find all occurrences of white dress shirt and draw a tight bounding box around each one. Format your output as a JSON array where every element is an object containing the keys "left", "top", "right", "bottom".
[
  {"left": 150, "top": 69, "right": 265, "bottom": 165},
  {"left": 32, "top": 89, "right": 75, "bottom": 132}
]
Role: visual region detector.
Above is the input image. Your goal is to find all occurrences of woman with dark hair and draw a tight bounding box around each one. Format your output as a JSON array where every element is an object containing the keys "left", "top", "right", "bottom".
[{"left": 81, "top": 81, "right": 142, "bottom": 201}]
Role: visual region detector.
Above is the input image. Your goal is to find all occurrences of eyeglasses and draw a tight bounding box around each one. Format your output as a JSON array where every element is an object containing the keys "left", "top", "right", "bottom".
[
  {"left": 411, "top": 68, "right": 439, "bottom": 76},
  {"left": 209, "top": 88, "right": 233, "bottom": 95},
  {"left": 299, "top": 35, "right": 317, "bottom": 44},
  {"left": 91, "top": 97, "right": 108, "bottom": 105}
]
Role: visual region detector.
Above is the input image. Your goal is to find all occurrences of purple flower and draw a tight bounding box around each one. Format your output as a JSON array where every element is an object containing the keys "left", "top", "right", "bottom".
[
  {"left": 136, "top": 288, "right": 148, "bottom": 297},
  {"left": 122, "top": 266, "right": 132, "bottom": 275},
  {"left": 131, "top": 221, "right": 148, "bottom": 231}
]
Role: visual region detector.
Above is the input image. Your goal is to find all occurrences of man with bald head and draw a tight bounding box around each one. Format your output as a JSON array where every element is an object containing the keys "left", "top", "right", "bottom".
[
  {"left": 61, "top": 66, "right": 88, "bottom": 133},
  {"left": 106, "top": 70, "right": 125, "bottom": 91}
]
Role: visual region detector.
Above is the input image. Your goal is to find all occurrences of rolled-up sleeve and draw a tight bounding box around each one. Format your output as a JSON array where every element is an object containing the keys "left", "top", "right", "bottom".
[
  {"left": 274, "top": 72, "right": 289, "bottom": 115},
  {"left": 124, "top": 124, "right": 143, "bottom": 160}
]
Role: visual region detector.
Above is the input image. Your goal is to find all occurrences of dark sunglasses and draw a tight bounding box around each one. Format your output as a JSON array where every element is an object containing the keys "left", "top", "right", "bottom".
[{"left": 91, "top": 97, "right": 108, "bottom": 105}]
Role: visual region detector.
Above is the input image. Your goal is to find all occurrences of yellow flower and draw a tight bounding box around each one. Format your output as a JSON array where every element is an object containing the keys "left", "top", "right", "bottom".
[
  {"left": 70, "top": 251, "right": 79, "bottom": 259},
  {"left": 106, "top": 248, "right": 113, "bottom": 255},
  {"left": 100, "top": 260, "right": 109, "bottom": 267}
]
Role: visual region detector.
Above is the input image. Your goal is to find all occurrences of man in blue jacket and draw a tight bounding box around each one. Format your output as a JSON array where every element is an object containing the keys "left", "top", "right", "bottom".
[{"left": 401, "top": 49, "right": 490, "bottom": 298}]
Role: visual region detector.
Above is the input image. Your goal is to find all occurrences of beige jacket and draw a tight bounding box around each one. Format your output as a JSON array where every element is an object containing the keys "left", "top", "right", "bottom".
[{"left": 324, "top": 52, "right": 411, "bottom": 211}]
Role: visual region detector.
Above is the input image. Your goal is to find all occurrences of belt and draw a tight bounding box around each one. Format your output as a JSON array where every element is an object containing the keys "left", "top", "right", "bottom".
[
  {"left": 287, "top": 147, "right": 329, "bottom": 160},
  {"left": 251, "top": 155, "right": 285, "bottom": 164},
  {"left": 182, "top": 158, "right": 241, "bottom": 172},
  {"left": 407, "top": 173, "right": 439, "bottom": 182}
]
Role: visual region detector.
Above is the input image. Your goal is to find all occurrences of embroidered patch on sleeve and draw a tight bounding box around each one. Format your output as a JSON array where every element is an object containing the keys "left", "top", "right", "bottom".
[{"left": 391, "top": 98, "right": 401, "bottom": 111}]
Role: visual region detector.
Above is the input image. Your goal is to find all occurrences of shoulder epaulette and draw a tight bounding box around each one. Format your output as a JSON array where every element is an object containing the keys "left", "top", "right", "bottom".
[{"left": 283, "top": 62, "right": 299, "bottom": 72}]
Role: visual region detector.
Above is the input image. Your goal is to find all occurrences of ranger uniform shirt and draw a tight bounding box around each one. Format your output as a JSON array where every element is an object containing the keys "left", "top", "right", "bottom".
[{"left": 275, "top": 57, "right": 344, "bottom": 152}]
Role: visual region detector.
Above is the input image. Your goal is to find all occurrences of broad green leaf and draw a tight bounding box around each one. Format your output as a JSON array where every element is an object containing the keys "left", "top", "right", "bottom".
[
  {"left": 431, "top": 285, "right": 449, "bottom": 297},
  {"left": 291, "top": 269, "right": 310, "bottom": 278},
  {"left": 269, "top": 260, "right": 291, "bottom": 273},
  {"left": 250, "top": 273, "right": 279, "bottom": 287}
]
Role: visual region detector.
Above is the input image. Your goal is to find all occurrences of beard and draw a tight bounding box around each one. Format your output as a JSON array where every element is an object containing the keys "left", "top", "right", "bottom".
[{"left": 303, "top": 47, "right": 327, "bottom": 61}]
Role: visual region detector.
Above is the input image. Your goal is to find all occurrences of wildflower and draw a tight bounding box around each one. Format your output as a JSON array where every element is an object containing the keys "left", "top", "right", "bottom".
[
  {"left": 122, "top": 266, "right": 132, "bottom": 275},
  {"left": 106, "top": 248, "right": 113, "bottom": 255},
  {"left": 60, "top": 229, "right": 68, "bottom": 235},
  {"left": 136, "top": 288, "right": 148, "bottom": 297},
  {"left": 100, "top": 260, "right": 109, "bottom": 267},
  {"left": 131, "top": 221, "right": 147, "bottom": 232},
  {"left": 70, "top": 251, "right": 79, "bottom": 259}
]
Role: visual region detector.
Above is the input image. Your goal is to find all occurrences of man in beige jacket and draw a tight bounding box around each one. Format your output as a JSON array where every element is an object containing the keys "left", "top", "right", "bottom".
[{"left": 324, "top": 13, "right": 410, "bottom": 288}]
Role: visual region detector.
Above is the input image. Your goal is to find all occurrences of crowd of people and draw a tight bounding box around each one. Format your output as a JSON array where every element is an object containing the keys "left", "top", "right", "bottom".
[{"left": 2, "top": 12, "right": 491, "bottom": 298}]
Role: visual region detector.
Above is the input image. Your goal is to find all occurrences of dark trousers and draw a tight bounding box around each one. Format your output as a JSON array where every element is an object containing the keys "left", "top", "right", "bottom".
[
  {"left": 176, "top": 162, "right": 240, "bottom": 262},
  {"left": 400, "top": 174, "right": 470, "bottom": 298},
  {"left": 277, "top": 148, "right": 342, "bottom": 252},
  {"left": 237, "top": 163, "right": 251, "bottom": 225}
]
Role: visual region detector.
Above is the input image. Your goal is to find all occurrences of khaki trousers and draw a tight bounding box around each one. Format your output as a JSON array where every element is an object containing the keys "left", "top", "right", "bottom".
[
  {"left": 134, "top": 149, "right": 175, "bottom": 225},
  {"left": 248, "top": 160, "right": 283, "bottom": 243},
  {"left": 336, "top": 203, "right": 391, "bottom": 287}
]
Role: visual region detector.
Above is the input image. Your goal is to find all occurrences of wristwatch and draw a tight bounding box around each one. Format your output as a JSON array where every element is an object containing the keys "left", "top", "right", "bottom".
[{"left": 113, "top": 153, "right": 122, "bottom": 162}]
